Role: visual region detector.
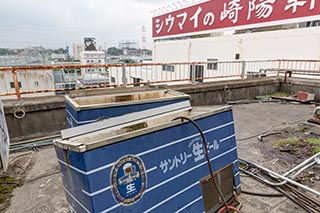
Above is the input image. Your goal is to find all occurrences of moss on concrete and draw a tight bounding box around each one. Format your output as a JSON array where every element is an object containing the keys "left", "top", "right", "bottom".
[{"left": 0, "top": 176, "right": 21, "bottom": 211}]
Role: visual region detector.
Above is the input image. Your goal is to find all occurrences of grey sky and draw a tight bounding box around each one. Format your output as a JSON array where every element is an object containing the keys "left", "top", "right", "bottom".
[{"left": 0, "top": 0, "right": 178, "bottom": 49}]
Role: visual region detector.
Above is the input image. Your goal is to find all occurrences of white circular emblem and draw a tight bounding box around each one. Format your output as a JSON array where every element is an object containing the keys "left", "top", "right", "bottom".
[{"left": 111, "top": 155, "right": 146, "bottom": 205}]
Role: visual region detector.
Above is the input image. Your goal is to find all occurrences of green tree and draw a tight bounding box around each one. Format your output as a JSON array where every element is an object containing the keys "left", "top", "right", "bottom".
[{"left": 107, "top": 47, "right": 123, "bottom": 56}]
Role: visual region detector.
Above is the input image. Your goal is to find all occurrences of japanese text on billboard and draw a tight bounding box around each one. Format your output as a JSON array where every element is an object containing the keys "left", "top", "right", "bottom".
[{"left": 153, "top": 0, "right": 320, "bottom": 38}]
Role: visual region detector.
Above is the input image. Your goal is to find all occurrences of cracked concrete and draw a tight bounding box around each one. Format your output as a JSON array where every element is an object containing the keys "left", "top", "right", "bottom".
[{"left": 4, "top": 102, "right": 318, "bottom": 212}]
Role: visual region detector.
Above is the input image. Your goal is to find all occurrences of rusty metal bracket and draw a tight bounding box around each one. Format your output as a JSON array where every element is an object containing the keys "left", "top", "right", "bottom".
[{"left": 284, "top": 70, "right": 292, "bottom": 84}]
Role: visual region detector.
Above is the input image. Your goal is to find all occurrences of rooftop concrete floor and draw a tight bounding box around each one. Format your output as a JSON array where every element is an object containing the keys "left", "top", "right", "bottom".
[{"left": 4, "top": 102, "right": 318, "bottom": 213}]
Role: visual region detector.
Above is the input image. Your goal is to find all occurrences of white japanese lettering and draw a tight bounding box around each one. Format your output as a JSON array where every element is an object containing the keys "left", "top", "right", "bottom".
[
  {"left": 177, "top": 12, "right": 188, "bottom": 30},
  {"left": 190, "top": 6, "right": 203, "bottom": 28},
  {"left": 221, "top": 0, "right": 244, "bottom": 24},
  {"left": 310, "top": 0, "right": 316, "bottom": 9},
  {"left": 159, "top": 152, "right": 192, "bottom": 174},
  {"left": 285, "top": 0, "right": 307, "bottom": 13},
  {"left": 248, "top": 0, "right": 276, "bottom": 20},
  {"left": 192, "top": 141, "right": 205, "bottom": 162},
  {"left": 126, "top": 183, "right": 136, "bottom": 194},
  {"left": 165, "top": 14, "right": 175, "bottom": 32},
  {"left": 155, "top": 19, "right": 164, "bottom": 34},
  {"left": 203, "top": 12, "right": 215, "bottom": 26}
]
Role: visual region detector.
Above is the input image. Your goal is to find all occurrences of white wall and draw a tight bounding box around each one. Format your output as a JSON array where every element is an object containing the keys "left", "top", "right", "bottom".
[
  {"left": 0, "top": 70, "right": 54, "bottom": 95},
  {"left": 153, "top": 26, "right": 320, "bottom": 62}
]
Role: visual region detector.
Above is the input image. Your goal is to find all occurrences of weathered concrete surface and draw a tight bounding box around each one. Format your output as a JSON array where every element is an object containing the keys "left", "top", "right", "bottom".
[
  {"left": 3, "top": 96, "right": 67, "bottom": 143},
  {"left": 3, "top": 77, "right": 280, "bottom": 143},
  {"left": 5, "top": 148, "right": 69, "bottom": 213},
  {"left": 4, "top": 102, "right": 317, "bottom": 212},
  {"left": 233, "top": 102, "right": 315, "bottom": 213}
]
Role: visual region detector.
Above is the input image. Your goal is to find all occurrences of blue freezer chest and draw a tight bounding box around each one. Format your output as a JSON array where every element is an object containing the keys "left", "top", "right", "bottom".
[
  {"left": 65, "top": 89, "right": 190, "bottom": 127},
  {"left": 54, "top": 106, "right": 241, "bottom": 213}
]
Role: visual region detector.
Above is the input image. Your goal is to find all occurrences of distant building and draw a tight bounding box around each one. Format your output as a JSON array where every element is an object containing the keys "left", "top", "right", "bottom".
[
  {"left": 51, "top": 53, "right": 66, "bottom": 61},
  {"left": 79, "top": 38, "right": 109, "bottom": 85},
  {"left": 81, "top": 51, "right": 106, "bottom": 73},
  {"left": 119, "top": 40, "right": 138, "bottom": 50},
  {"left": 0, "top": 69, "right": 55, "bottom": 96},
  {"left": 70, "top": 43, "right": 82, "bottom": 61},
  {"left": 80, "top": 38, "right": 107, "bottom": 75}
]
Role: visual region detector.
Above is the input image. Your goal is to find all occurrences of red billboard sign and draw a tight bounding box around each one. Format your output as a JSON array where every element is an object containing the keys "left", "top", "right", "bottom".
[{"left": 152, "top": 0, "right": 320, "bottom": 39}]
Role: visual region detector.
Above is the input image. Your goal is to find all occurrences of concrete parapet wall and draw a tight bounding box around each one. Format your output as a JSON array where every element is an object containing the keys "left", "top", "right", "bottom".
[
  {"left": 172, "top": 77, "right": 280, "bottom": 105},
  {"left": 1, "top": 77, "right": 287, "bottom": 143},
  {"left": 3, "top": 96, "right": 66, "bottom": 143},
  {"left": 280, "top": 78, "right": 320, "bottom": 101}
]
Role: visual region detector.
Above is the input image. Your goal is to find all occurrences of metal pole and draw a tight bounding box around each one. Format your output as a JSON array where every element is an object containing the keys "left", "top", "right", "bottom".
[
  {"left": 191, "top": 64, "right": 196, "bottom": 83},
  {"left": 122, "top": 64, "right": 127, "bottom": 86},
  {"left": 12, "top": 68, "right": 21, "bottom": 99},
  {"left": 277, "top": 59, "right": 281, "bottom": 77},
  {"left": 241, "top": 61, "right": 246, "bottom": 79}
]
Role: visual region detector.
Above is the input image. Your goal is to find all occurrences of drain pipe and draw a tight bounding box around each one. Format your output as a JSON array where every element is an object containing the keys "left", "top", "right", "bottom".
[
  {"left": 283, "top": 152, "right": 320, "bottom": 177},
  {"left": 290, "top": 161, "right": 316, "bottom": 180},
  {"left": 172, "top": 116, "right": 230, "bottom": 213},
  {"left": 239, "top": 158, "right": 320, "bottom": 197},
  {"left": 241, "top": 153, "right": 320, "bottom": 187},
  {"left": 267, "top": 152, "right": 320, "bottom": 186}
]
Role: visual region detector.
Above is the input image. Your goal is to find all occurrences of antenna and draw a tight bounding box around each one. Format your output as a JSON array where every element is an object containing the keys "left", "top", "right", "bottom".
[{"left": 141, "top": 25, "right": 147, "bottom": 50}]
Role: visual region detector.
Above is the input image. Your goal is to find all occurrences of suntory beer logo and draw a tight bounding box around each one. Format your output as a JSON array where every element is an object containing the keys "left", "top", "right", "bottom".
[{"left": 111, "top": 155, "right": 146, "bottom": 205}]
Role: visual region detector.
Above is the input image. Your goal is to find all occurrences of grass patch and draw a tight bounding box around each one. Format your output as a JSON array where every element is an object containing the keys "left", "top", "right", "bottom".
[
  {"left": 313, "top": 147, "right": 320, "bottom": 154},
  {"left": 272, "top": 137, "right": 300, "bottom": 148},
  {"left": 0, "top": 176, "right": 21, "bottom": 211},
  {"left": 271, "top": 92, "right": 289, "bottom": 97},
  {"left": 305, "top": 137, "right": 320, "bottom": 146},
  {"left": 305, "top": 137, "right": 320, "bottom": 154},
  {"left": 293, "top": 125, "right": 309, "bottom": 133}
]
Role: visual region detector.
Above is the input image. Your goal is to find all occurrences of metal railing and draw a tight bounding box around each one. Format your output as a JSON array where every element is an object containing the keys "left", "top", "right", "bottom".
[{"left": 0, "top": 59, "right": 319, "bottom": 99}]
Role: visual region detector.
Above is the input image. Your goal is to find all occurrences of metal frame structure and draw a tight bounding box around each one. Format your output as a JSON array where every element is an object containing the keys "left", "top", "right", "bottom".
[{"left": 0, "top": 59, "right": 319, "bottom": 99}]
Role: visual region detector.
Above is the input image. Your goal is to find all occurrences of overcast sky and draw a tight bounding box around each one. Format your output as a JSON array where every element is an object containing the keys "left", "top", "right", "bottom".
[{"left": 0, "top": 0, "right": 189, "bottom": 49}]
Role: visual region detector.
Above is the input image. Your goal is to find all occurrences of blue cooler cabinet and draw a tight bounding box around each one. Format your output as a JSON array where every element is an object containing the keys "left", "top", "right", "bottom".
[
  {"left": 54, "top": 106, "right": 241, "bottom": 213},
  {"left": 65, "top": 88, "right": 190, "bottom": 127}
]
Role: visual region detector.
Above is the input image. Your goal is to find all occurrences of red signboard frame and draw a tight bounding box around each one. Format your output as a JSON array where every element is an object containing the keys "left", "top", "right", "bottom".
[{"left": 152, "top": 0, "right": 320, "bottom": 39}]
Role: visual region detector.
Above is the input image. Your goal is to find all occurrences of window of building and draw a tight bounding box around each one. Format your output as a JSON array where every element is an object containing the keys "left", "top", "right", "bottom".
[
  {"left": 10, "top": 82, "right": 22, "bottom": 89},
  {"left": 91, "top": 60, "right": 94, "bottom": 62},
  {"left": 235, "top": 53, "right": 240, "bottom": 60},
  {"left": 87, "top": 69, "right": 90, "bottom": 72},
  {"left": 86, "top": 60, "right": 90, "bottom": 62},
  {"left": 207, "top": 59, "right": 218, "bottom": 70},
  {"left": 99, "top": 69, "right": 102, "bottom": 72},
  {"left": 98, "top": 60, "right": 101, "bottom": 63},
  {"left": 162, "top": 64, "right": 174, "bottom": 72},
  {"left": 34, "top": 81, "right": 39, "bottom": 86}
]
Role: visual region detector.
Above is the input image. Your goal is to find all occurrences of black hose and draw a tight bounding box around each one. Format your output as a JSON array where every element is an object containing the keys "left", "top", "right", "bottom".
[
  {"left": 241, "top": 189, "right": 283, "bottom": 197},
  {"left": 172, "top": 116, "right": 230, "bottom": 213}
]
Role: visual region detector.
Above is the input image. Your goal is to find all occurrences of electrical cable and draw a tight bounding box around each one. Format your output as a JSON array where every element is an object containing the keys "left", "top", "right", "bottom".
[
  {"left": 241, "top": 189, "right": 283, "bottom": 197},
  {"left": 172, "top": 116, "right": 232, "bottom": 213},
  {"left": 237, "top": 120, "right": 303, "bottom": 141},
  {"left": 239, "top": 168, "right": 314, "bottom": 213}
]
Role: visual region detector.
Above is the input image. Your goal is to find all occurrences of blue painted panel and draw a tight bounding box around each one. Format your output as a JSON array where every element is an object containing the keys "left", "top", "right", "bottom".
[
  {"left": 66, "top": 98, "right": 189, "bottom": 127},
  {"left": 55, "top": 109, "right": 240, "bottom": 213}
]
